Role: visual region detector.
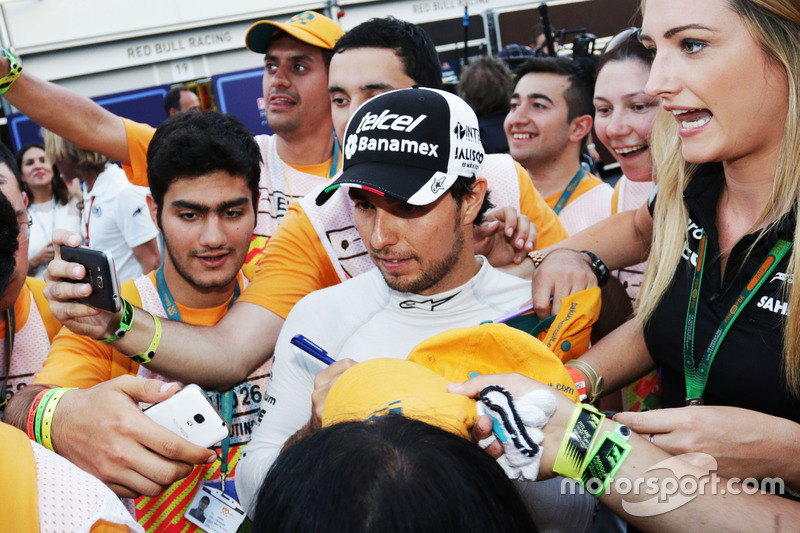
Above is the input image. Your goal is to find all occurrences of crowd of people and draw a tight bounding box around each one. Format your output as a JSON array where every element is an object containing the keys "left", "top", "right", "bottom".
[{"left": 1, "top": 0, "right": 799, "bottom": 531}]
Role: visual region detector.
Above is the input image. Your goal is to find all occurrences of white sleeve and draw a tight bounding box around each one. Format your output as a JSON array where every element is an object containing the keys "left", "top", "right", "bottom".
[
  {"left": 235, "top": 318, "right": 318, "bottom": 515},
  {"left": 116, "top": 185, "right": 158, "bottom": 248}
]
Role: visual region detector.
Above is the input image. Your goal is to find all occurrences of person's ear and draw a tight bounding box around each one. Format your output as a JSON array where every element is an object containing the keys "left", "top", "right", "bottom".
[
  {"left": 146, "top": 195, "right": 161, "bottom": 231},
  {"left": 568, "top": 114, "right": 593, "bottom": 144},
  {"left": 461, "top": 177, "right": 488, "bottom": 226}
]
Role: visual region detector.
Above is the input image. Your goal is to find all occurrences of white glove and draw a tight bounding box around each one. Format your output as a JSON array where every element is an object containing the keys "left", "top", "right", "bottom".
[{"left": 478, "top": 386, "right": 557, "bottom": 481}]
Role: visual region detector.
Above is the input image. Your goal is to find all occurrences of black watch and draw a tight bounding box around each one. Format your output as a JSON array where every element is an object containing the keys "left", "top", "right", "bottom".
[{"left": 581, "top": 250, "right": 610, "bottom": 285}]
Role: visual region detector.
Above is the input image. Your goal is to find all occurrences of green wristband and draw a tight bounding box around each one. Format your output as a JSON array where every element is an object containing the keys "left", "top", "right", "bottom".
[
  {"left": 0, "top": 47, "right": 22, "bottom": 95},
  {"left": 580, "top": 429, "right": 633, "bottom": 498},
  {"left": 553, "top": 402, "right": 606, "bottom": 479},
  {"left": 100, "top": 298, "right": 134, "bottom": 343},
  {"left": 34, "top": 387, "right": 58, "bottom": 445}
]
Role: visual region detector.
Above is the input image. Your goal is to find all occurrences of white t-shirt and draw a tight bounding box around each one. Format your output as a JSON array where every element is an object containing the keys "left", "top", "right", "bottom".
[
  {"left": 82, "top": 164, "right": 158, "bottom": 282},
  {"left": 235, "top": 258, "right": 530, "bottom": 511},
  {"left": 27, "top": 199, "right": 82, "bottom": 279}
]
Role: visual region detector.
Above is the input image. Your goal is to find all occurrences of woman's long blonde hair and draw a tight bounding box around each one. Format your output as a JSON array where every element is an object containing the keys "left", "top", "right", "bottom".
[{"left": 636, "top": 0, "right": 800, "bottom": 396}]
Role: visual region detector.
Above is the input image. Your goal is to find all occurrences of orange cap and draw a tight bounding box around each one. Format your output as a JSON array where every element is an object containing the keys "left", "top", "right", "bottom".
[
  {"left": 408, "top": 323, "right": 580, "bottom": 401},
  {"left": 245, "top": 11, "right": 344, "bottom": 54},
  {"left": 322, "top": 358, "right": 479, "bottom": 439}
]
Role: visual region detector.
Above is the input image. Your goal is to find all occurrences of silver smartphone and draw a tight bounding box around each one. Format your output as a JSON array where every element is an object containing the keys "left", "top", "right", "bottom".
[
  {"left": 60, "top": 246, "right": 122, "bottom": 313},
  {"left": 143, "top": 384, "right": 229, "bottom": 448}
]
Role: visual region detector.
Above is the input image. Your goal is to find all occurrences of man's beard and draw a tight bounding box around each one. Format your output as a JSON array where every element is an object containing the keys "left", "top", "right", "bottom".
[
  {"left": 378, "top": 214, "right": 465, "bottom": 295},
  {"left": 165, "top": 239, "right": 239, "bottom": 290}
]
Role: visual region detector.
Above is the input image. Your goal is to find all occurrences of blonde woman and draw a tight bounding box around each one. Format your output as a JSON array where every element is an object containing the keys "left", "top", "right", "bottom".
[{"left": 532, "top": 0, "right": 800, "bottom": 492}]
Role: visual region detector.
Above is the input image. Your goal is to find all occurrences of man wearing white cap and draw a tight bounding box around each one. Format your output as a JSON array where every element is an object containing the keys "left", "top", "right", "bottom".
[{"left": 235, "top": 87, "right": 596, "bottom": 515}]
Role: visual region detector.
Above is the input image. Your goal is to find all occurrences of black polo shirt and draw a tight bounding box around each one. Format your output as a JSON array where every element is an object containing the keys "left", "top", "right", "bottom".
[{"left": 644, "top": 163, "right": 800, "bottom": 422}]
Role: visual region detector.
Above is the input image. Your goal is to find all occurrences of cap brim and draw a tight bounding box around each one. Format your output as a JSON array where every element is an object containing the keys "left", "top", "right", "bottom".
[
  {"left": 245, "top": 20, "right": 334, "bottom": 54},
  {"left": 315, "top": 162, "right": 458, "bottom": 207}
]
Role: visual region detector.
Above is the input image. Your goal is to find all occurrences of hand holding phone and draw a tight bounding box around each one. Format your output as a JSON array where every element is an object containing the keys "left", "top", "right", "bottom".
[
  {"left": 60, "top": 246, "right": 122, "bottom": 313},
  {"left": 143, "top": 384, "right": 229, "bottom": 448}
]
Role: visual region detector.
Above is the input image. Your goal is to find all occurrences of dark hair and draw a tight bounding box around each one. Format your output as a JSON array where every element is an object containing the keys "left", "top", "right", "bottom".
[
  {"left": 146, "top": 111, "right": 262, "bottom": 224},
  {"left": 15, "top": 143, "right": 69, "bottom": 205},
  {"left": 164, "top": 87, "right": 192, "bottom": 115},
  {"left": 199, "top": 496, "right": 210, "bottom": 504},
  {"left": 514, "top": 57, "right": 594, "bottom": 121},
  {"left": 597, "top": 36, "right": 653, "bottom": 75},
  {"left": 333, "top": 17, "right": 442, "bottom": 90},
  {"left": 253, "top": 416, "right": 537, "bottom": 533},
  {"left": 0, "top": 143, "right": 21, "bottom": 180},
  {"left": 0, "top": 143, "right": 25, "bottom": 197},
  {"left": 450, "top": 176, "right": 493, "bottom": 226},
  {"left": 458, "top": 56, "right": 514, "bottom": 117},
  {"left": 0, "top": 191, "right": 19, "bottom": 296}
]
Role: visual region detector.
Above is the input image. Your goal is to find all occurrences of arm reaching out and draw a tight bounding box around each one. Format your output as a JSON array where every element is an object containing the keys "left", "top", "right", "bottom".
[
  {"left": 44, "top": 229, "right": 283, "bottom": 389},
  {"left": 0, "top": 58, "right": 130, "bottom": 164},
  {"left": 449, "top": 373, "right": 800, "bottom": 532},
  {"left": 6, "top": 376, "right": 216, "bottom": 498}
]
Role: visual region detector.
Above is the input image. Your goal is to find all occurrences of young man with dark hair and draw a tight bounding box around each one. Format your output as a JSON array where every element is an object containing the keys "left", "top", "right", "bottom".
[
  {"left": 7, "top": 111, "right": 270, "bottom": 530},
  {"left": 163, "top": 87, "right": 201, "bottom": 116},
  {"left": 237, "top": 87, "right": 546, "bottom": 510},
  {"left": 332, "top": 16, "right": 442, "bottom": 90},
  {"left": 505, "top": 57, "right": 614, "bottom": 235},
  {"left": 246, "top": 17, "right": 567, "bottom": 330}
]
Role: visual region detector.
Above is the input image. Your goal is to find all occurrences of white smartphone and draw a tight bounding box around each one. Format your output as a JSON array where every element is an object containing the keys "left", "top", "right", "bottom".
[{"left": 143, "top": 384, "right": 229, "bottom": 448}]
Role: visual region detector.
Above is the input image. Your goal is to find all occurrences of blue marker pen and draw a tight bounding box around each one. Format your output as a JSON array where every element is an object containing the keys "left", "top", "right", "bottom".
[{"left": 290, "top": 334, "right": 336, "bottom": 365}]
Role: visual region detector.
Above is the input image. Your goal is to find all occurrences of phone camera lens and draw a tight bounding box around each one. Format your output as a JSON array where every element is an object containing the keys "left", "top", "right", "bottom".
[
  {"left": 193, "top": 414, "right": 205, "bottom": 424},
  {"left": 97, "top": 276, "right": 104, "bottom": 289}
]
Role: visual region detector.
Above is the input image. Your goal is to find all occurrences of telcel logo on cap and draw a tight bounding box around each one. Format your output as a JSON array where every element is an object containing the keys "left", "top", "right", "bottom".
[
  {"left": 346, "top": 108, "right": 440, "bottom": 161},
  {"left": 355, "top": 109, "right": 427, "bottom": 134}
]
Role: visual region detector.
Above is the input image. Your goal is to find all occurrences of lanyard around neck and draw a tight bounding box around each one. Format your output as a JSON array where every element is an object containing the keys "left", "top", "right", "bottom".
[
  {"left": 329, "top": 135, "right": 340, "bottom": 179},
  {"left": 552, "top": 167, "right": 585, "bottom": 215},
  {"left": 81, "top": 182, "right": 95, "bottom": 245},
  {"left": 155, "top": 265, "right": 241, "bottom": 478},
  {"left": 0, "top": 308, "right": 15, "bottom": 411},
  {"left": 683, "top": 232, "right": 792, "bottom": 404}
]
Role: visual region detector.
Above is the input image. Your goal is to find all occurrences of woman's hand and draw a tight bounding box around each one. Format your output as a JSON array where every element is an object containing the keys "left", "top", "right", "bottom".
[{"left": 614, "top": 406, "right": 800, "bottom": 484}]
